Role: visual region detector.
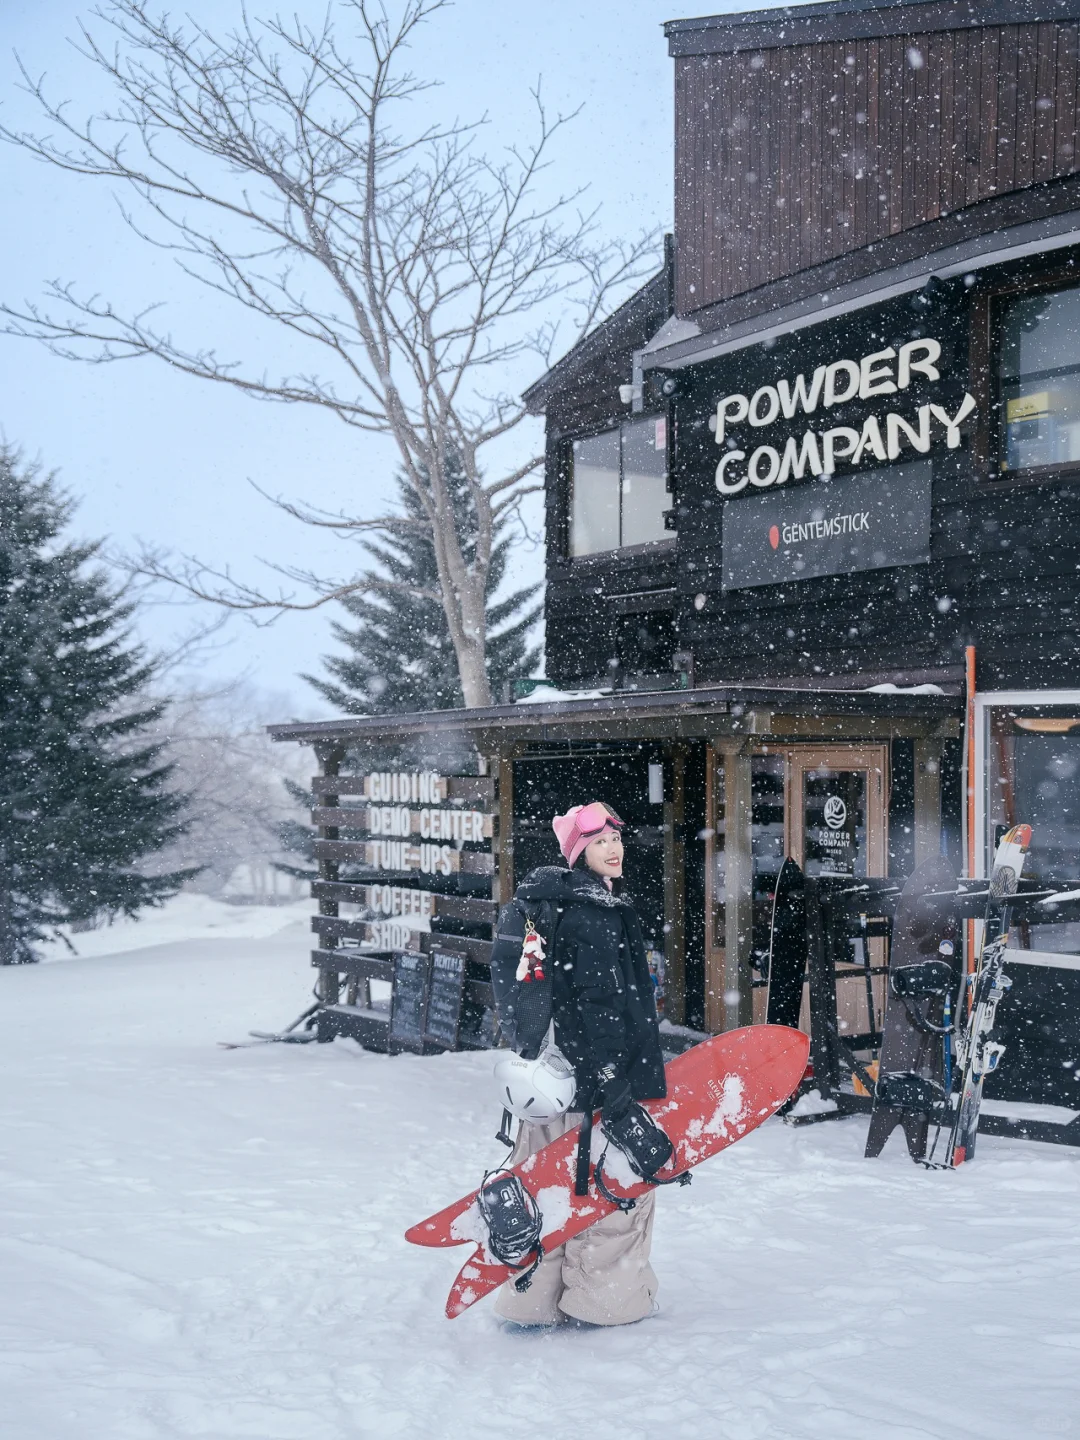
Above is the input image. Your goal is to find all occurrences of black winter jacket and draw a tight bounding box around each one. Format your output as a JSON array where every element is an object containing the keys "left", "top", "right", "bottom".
[{"left": 514, "top": 865, "right": 666, "bottom": 1105}]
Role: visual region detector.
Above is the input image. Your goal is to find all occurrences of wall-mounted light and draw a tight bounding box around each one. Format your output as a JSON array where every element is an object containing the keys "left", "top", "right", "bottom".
[
  {"left": 1013, "top": 716, "right": 1080, "bottom": 734},
  {"left": 648, "top": 762, "right": 665, "bottom": 805}
]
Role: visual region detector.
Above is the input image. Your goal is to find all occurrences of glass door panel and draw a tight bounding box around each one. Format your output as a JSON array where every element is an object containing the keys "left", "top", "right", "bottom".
[{"left": 789, "top": 746, "right": 889, "bottom": 1043}]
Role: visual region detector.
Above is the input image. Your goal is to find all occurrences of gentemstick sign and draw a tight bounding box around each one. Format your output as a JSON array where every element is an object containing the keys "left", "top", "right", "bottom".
[{"left": 721, "top": 460, "right": 932, "bottom": 591}]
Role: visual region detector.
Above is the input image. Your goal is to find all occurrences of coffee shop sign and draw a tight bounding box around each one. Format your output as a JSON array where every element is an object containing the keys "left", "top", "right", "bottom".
[{"left": 711, "top": 339, "right": 976, "bottom": 496}]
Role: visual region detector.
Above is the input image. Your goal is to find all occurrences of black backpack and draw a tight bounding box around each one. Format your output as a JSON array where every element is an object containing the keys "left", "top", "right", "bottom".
[{"left": 488, "top": 893, "right": 561, "bottom": 1059}]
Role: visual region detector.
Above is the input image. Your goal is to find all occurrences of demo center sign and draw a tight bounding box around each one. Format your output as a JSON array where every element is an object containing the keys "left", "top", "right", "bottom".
[{"left": 721, "top": 460, "right": 931, "bottom": 591}]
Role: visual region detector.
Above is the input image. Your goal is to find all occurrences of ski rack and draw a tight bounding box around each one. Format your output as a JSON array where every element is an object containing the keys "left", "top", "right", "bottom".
[
  {"left": 785, "top": 875, "right": 1080, "bottom": 1148},
  {"left": 785, "top": 876, "right": 901, "bottom": 1126}
]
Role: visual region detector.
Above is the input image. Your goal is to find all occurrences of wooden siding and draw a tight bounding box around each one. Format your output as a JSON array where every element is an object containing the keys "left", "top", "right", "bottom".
[
  {"left": 541, "top": 265, "right": 676, "bottom": 689},
  {"left": 675, "top": 23, "right": 1080, "bottom": 313}
]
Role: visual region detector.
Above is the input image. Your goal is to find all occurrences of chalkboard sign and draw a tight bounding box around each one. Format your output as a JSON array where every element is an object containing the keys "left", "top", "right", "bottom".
[
  {"left": 389, "top": 950, "right": 431, "bottom": 1051},
  {"left": 425, "top": 949, "right": 466, "bottom": 1049}
]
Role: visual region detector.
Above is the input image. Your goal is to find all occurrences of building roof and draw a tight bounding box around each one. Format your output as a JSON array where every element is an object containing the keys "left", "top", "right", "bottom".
[
  {"left": 269, "top": 681, "right": 960, "bottom": 750},
  {"left": 522, "top": 247, "right": 672, "bottom": 416},
  {"left": 665, "top": 1, "right": 1080, "bottom": 55}
]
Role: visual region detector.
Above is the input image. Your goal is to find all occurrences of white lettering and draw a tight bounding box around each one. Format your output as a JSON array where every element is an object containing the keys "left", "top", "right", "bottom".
[
  {"left": 715, "top": 394, "right": 749, "bottom": 445},
  {"left": 748, "top": 445, "right": 781, "bottom": 487},
  {"left": 897, "top": 338, "right": 941, "bottom": 388},
  {"left": 777, "top": 367, "right": 826, "bottom": 418},
  {"left": 748, "top": 385, "right": 781, "bottom": 427},
  {"left": 716, "top": 450, "right": 747, "bottom": 495},
  {"left": 852, "top": 415, "right": 888, "bottom": 465},
  {"left": 822, "top": 426, "right": 860, "bottom": 473},
  {"left": 929, "top": 392, "right": 977, "bottom": 448},
  {"left": 824, "top": 360, "right": 861, "bottom": 408},
  {"left": 887, "top": 405, "right": 932, "bottom": 459},
  {"left": 781, "top": 510, "right": 871, "bottom": 544},
  {"left": 858, "top": 347, "right": 897, "bottom": 399},
  {"left": 777, "top": 432, "right": 823, "bottom": 484}
]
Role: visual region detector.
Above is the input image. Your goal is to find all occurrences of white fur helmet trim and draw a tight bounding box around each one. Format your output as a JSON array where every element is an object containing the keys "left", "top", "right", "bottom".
[{"left": 493, "top": 1046, "right": 577, "bottom": 1123}]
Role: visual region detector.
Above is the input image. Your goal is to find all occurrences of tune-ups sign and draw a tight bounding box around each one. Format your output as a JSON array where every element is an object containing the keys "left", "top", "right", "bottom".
[{"left": 722, "top": 459, "right": 932, "bottom": 591}]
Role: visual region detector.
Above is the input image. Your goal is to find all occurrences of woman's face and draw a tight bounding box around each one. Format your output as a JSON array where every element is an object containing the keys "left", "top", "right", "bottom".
[{"left": 584, "top": 826, "right": 624, "bottom": 879}]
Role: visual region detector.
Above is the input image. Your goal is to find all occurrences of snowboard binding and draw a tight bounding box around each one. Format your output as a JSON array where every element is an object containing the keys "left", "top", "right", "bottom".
[
  {"left": 890, "top": 946, "right": 958, "bottom": 1037},
  {"left": 476, "top": 1169, "right": 544, "bottom": 1292},
  {"left": 876, "top": 1070, "right": 951, "bottom": 1120},
  {"left": 594, "top": 1103, "right": 691, "bottom": 1212}
]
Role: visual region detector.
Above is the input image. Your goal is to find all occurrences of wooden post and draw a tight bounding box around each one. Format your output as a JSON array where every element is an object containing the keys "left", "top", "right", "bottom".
[
  {"left": 315, "top": 743, "right": 345, "bottom": 1015},
  {"left": 663, "top": 744, "right": 687, "bottom": 1025},
  {"left": 716, "top": 739, "right": 754, "bottom": 1032},
  {"left": 494, "top": 751, "right": 516, "bottom": 908},
  {"left": 913, "top": 737, "right": 944, "bottom": 869}
]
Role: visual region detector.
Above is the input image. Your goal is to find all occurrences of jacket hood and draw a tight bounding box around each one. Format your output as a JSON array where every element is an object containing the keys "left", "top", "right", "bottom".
[{"left": 517, "top": 865, "right": 629, "bottom": 909}]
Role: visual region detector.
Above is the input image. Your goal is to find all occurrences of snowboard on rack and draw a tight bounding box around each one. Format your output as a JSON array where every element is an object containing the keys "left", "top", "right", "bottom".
[
  {"left": 766, "top": 857, "right": 806, "bottom": 1030},
  {"left": 866, "top": 855, "right": 960, "bottom": 1162},
  {"left": 945, "top": 823, "right": 1032, "bottom": 1167},
  {"left": 405, "top": 1024, "right": 809, "bottom": 1318}
]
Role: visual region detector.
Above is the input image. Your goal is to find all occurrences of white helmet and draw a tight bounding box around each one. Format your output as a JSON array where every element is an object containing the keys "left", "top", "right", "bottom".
[{"left": 493, "top": 1045, "right": 577, "bottom": 1123}]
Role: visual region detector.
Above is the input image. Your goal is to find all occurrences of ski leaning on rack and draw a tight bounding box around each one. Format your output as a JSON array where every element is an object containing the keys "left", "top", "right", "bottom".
[{"left": 944, "top": 823, "right": 1032, "bottom": 1168}]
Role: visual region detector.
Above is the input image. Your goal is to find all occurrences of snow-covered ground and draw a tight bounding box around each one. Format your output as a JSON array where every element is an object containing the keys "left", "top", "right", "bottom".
[
  {"left": 36, "top": 892, "right": 312, "bottom": 961},
  {"left": 4, "top": 912, "right": 1080, "bottom": 1439}
]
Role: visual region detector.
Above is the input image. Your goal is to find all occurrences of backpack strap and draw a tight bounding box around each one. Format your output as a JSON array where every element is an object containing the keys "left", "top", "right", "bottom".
[{"left": 574, "top": 1105, "right": 593, "bottom": 1197}]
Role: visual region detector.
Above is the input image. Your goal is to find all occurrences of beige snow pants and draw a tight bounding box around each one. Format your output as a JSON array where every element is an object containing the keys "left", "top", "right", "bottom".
[{"left": 493, "top": 1111, "right": 658, "bottom": 1327}]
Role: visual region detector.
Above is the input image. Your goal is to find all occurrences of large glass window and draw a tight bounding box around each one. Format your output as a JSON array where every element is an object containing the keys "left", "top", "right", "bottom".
[
  {"left": 986, "top": 706, "right": 1080, "bottom": 954},
  {"left": 569, "top": 416, "right": 671, "bottom": 556},
  {"left": 997, "top": 285, "right": 1080, "bottom": 473}
]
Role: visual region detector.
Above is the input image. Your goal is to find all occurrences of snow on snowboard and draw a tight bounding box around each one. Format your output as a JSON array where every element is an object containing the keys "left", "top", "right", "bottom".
[{"left": 405, "top": 1024, "right": 809, "bottom": 1318}]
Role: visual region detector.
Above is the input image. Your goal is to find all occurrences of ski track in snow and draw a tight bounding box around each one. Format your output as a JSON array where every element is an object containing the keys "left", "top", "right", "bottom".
[{"left": 3, "top": 918, "right": 1080, "bottom": 1439}]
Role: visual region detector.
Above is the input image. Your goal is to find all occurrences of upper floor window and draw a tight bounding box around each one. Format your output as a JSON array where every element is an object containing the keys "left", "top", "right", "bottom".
[
  {"left": 998, "top": 283, "right": 1080, "bottom": 474},
  {"left": 569, "top": 416, "right": 671, "bottom": 557}
]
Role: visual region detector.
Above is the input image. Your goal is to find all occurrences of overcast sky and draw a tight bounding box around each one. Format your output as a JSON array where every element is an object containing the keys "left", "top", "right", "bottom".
[{"left": 2, "top": 0, "right": 802, "bottom": 716}]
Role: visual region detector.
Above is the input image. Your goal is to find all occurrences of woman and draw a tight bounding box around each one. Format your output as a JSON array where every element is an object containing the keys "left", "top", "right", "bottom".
[{"left": 495, "top": 801, "right": 667, "bottom": 1330}]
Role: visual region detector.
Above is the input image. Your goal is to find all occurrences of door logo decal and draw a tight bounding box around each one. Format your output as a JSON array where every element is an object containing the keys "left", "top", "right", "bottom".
[{"left": 824, "top": 796, "right": 847, "bottom": 830}]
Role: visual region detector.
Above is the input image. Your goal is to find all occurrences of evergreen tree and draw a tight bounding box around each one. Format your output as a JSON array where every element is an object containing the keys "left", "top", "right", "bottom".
[
  {"left": 0, "top": 448, "right": 195, "bottom": 963},
  {"left": 305, "top": 462, "right": 541, "bottom": 715}
]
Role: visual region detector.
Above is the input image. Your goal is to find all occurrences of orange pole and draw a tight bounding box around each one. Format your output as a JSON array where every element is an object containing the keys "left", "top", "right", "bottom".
[{"left": 965, "top": 645, "right": 977, "bottom": 976}]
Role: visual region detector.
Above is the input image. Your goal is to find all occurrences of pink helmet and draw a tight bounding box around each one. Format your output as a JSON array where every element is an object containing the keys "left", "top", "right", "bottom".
[{"left": 552, "top": 801, "right": 624, "bottom": 868}]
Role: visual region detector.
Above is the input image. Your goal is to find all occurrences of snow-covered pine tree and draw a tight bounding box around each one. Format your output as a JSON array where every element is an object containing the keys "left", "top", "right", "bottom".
[
  {"left": 0, "top": 448, "right": 195, "bottom": 963},
  {"left": 305, "top": 461, "right": 541, "bottom": 715}
]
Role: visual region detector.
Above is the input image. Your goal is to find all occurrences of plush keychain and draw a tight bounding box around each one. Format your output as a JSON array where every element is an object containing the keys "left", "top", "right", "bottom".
[{"left": 515, "top": 922, "right": 546, "bottom": 983}]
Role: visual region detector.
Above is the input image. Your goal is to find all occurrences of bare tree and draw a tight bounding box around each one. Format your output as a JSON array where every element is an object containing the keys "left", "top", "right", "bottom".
[
  {"left": 146, "top": 681, "right": 312, "bottom": 899},
  {"left": 1, "top": 0, "right": 656, "bottom": 707}
]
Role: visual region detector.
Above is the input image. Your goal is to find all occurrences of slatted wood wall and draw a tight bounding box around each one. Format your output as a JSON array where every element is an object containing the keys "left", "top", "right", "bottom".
[{"left": 675, "top": 22, "right": 1080, "bottom": 313}]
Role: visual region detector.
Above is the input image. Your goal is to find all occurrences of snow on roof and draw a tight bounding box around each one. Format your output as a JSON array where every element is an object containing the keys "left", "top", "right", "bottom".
[{"left": 515, "top": 684, "right": 612, "bottom": 705}]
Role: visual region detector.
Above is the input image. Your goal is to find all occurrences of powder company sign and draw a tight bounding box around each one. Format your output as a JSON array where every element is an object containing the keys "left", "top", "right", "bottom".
[
  {"left": 710, "top": 338, "right": 975, "bottom": 496},
  {"left": 722, "top": 460, "right": 932, "bottom": 591}
]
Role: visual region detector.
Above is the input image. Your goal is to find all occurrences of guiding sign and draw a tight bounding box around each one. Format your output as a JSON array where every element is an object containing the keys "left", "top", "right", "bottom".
[{"left": 722, "top": 459, "right": 932, "bottom": 591}]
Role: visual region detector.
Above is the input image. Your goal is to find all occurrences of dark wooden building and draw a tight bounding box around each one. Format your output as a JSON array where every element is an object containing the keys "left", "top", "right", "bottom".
[{"left": 273, "top": 0, "right": 1080, "bottom": 1120}]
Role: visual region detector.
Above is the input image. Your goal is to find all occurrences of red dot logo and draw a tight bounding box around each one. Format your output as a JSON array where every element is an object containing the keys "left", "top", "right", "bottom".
[{"left": 768, "top": 525, "right": 780, "bottom": 550}]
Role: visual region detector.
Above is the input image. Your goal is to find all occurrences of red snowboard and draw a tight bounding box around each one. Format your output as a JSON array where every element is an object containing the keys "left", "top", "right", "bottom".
[{"left": 405, "top": 1024, "right": 809, "bottom": 1318}]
